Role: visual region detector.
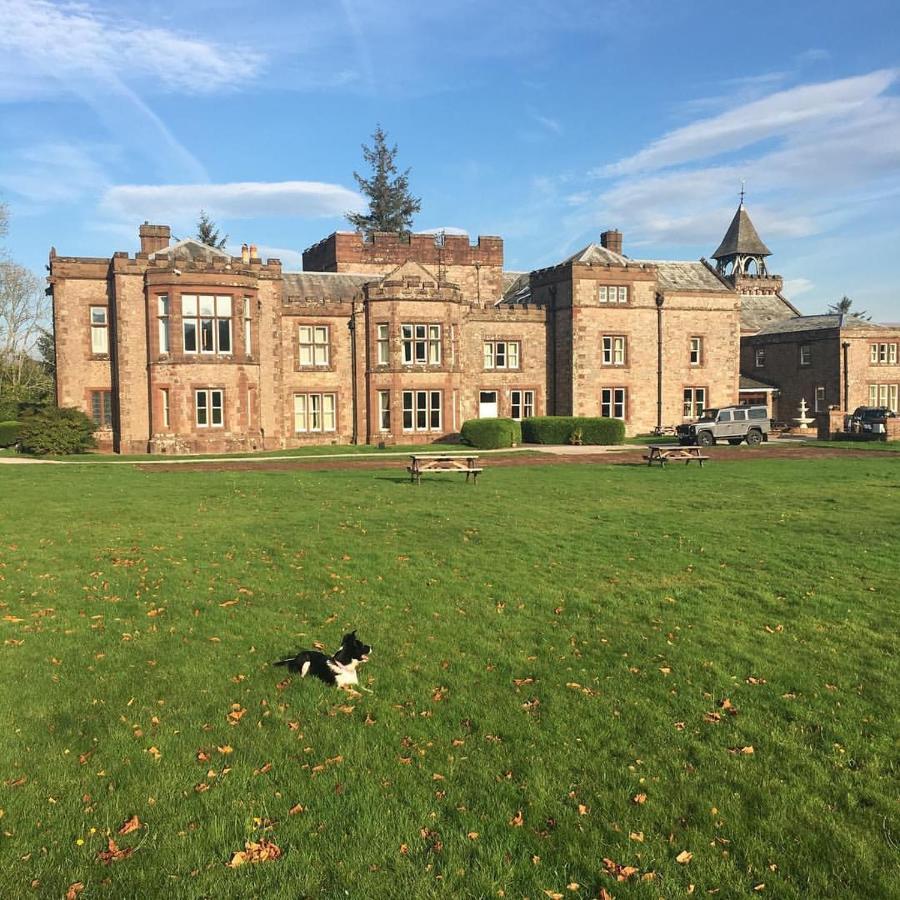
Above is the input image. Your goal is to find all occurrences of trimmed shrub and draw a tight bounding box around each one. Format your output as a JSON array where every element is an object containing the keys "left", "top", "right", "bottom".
[
  {"left": 0, "top": 421, "right": 20, "bottom": 448},
  {"left": 17, "top": 406, "right": 97, "bottom": 455},
  {"left": 460, "top": 417, "right": 521, "bottom": 450},
  {"left": 522, "top": 416, "right": 625, "bottom": 446}
]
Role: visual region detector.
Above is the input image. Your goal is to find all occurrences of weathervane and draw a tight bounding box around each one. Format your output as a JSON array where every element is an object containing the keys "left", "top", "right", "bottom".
[{"left": 739, "top": 180, "right": 746, "bottom": 206}]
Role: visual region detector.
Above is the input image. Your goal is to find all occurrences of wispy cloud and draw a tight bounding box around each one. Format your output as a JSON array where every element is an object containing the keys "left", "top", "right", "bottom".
[
  {"left": 100, "top": 181, "right": 364, "bottom": 224},
  {"left": 0, "top": 142, "right": 113, "bottom": 206}
]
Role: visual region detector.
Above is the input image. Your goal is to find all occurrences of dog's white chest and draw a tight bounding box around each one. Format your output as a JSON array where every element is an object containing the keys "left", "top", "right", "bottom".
[{"left": 328, "top": 660, "right": 359, "bottom": 687}]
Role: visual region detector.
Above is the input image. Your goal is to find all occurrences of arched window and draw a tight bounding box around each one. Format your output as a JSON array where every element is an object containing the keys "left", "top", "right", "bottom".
[{"left": 745, "top": 258, "right": 758, "bottom": 276}]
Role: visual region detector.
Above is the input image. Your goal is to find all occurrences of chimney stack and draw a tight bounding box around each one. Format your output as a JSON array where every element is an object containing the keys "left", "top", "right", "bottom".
[
  {"left": 600, "top": 229, "right": 623, "bottom": 255},
  {"left": 241, "top": 243, "right": 250, "bottom": 264},
  {"left": 139, "top": 223, "right": 171, "bottom": 255},
  {"left": 249, "top": 244, "right": 259, "bottom": 262}
]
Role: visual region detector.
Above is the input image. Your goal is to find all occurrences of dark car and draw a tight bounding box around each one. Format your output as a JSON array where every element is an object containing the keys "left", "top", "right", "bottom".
[{"left": 847, "top": 406, "right": 895, "bottom": 433}]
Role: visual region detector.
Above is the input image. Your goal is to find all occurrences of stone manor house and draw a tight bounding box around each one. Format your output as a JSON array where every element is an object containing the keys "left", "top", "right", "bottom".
[{"left": 48, "top": 205, "right": 898, "bottom": 453}]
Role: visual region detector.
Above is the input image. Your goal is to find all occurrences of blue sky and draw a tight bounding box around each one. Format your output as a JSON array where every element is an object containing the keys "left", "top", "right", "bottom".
[{"left": 1, "top": 0, "right": 899, "bottom": 320}]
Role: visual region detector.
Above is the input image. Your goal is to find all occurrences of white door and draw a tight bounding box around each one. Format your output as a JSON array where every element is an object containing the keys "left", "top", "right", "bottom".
[{"left": 479, "top": 391, "right": 498, "bottom": 418}]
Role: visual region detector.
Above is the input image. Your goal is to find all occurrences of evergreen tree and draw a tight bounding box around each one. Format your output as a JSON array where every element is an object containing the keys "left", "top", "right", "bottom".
[
  {"left": 195, "top": 210, "right": 228, "bottom": 249},
  {"left": 346, "top": 126, "right": 421, "bottom": 234},
  {"left": 828, "top": 295, "right": 870, "bottom": 320}
]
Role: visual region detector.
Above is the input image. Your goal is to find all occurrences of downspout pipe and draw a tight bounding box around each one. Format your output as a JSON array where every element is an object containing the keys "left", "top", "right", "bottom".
[
  {"left": 348, "top": 313, "right": 358, "bottom": 445},
  {"left": 842, "top": 341, "right": 851, "bottom": 411},
  {"left": 655, "top": 292, "right": 665, "bottom": 431}
]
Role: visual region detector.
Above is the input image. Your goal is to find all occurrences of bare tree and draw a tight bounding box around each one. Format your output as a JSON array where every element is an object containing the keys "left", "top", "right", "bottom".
[{"left": 0, "top": 260, "right": 53, "bottom": 404}]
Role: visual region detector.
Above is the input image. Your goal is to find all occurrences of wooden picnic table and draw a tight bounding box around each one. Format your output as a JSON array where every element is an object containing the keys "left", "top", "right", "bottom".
[
  {"left": 644, "top": 444, "right": 709, "bottom": 467},
  {"left": 407, "top": 454, "right": 483, "bottom": 485}
]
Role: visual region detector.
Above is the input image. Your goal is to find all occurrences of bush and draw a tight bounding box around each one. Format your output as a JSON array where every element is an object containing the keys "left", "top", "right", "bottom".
[
  {"left": 0, "top": 421, "right": 20, "bottom": 448},
  {"left": 17, "top": 406, "right": 97, "bottom": 455},
  {"left": 460, "top": 417, "right": 521, "bottom": 450},
  {"left": 522, "top": 416, "right": 625, "bottom": 446}
]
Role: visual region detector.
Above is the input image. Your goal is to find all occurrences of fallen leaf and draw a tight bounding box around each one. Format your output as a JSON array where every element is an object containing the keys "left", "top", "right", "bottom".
[
  {"left": 226, "top": 838, "right": 281, "bottom": 868},
  {"left": 509, "top": 810, "right": 524, "bottom": 827},
  {"left": 659, "top": 666, "right": 671, "bottom": 676},
  {"left": 728, "top": 746, "right": 755, "bottom": 755},
  {"left": 117, "top": 815, "right": 141, "bottom": 835},
  {"left": 196, "top": 750, "right": 210, "bottom": 762},
  {"left": 704, "top": 712, "right": 722, "bottom": 724},
  {"left": 97, "top": 838, "right": 133, "bottom": 864},
  {"left": 65, "top": 883, "right": 84, "bottom": 900},
  {"left": 217, "top": 745, "right": 233, "bottom": 755},
  {"left": 567, "top": 885, "right": 580, "bottom": 893},
  {"left": 146, "top": 746, "right": 161, "bottom": 761},
  {"left": 746, "top": 676, "right": 767, "bottom": 685},
  {"left": 676, "top": 850, "right": 693, "bottom": 864},
  {"left": 719, "top": 698, "right": 738, "bottom": 715},
  {"left": 254, "top": 762, "right": 272, "bottom": 775},
  {"left": 288, "top": 803, "right": 305, "bottom": 816},
  {"left": 754, "top": 885, "right": 765, "bottom": 892},
  {"left": 399, "top": 843, "right": 409, "bottom": 855},
  {"left": 632, "top": 793, "right": 647, "bottom": 805},
  {"left": 674, "top": 721, "right": 686, "bottom": 731},
  {"left": 227, "top": 705, "right": 246, "bottom": 726},
  {"left": 598, "top": 890, "right": 614, "bottom": 900},
  {"left": 544, "top": 892, "right": 563, "bottom": 900},
  {"left": 219, "top": 600, "right": 239, "bottom": 608},
  {"left": 467, "top": 831, "right": 479, "bottom": 840},
  {"left": 629, "top": 831, "right": 644, "bottom": 842},
  {"left": 601, "top": 858, "right": 639, "bottom": 881},
  {"left": 577, "top": 803, "right": 589, "bottom": 816}
]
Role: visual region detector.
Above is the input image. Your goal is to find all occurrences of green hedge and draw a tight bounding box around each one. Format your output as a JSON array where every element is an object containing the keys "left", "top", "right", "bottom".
[
  {"left": 0, "top": 421, "right": 20, "bottom": 448},
  {"left": 521, "top": 416, "right": 625, "bottom": 445},
  {"left": 17, "top": 407, "right": 97, "bottom": 455},
  {"left": 460, "top": 417, "right": 522, "bottom": 450}
]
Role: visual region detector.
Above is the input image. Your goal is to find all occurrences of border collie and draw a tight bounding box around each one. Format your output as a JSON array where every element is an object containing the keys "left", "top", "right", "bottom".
[{"left": 273, "top": 631, "right": 371, "bottom": 689}]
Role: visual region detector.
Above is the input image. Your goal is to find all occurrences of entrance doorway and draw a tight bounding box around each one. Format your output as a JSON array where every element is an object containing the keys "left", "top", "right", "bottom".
[{"left": 479, "top": 390, "right": 498, "bottom": 418}]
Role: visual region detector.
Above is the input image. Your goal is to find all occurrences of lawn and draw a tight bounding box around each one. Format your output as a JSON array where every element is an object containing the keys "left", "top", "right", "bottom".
[{"left": 0, "top": 457, "right": 897, "bottom": 899}]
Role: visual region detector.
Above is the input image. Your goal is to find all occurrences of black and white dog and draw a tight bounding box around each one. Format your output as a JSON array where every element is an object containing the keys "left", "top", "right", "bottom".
[{"left": 273, "top": 631, "right": 372, "bottom": 689}]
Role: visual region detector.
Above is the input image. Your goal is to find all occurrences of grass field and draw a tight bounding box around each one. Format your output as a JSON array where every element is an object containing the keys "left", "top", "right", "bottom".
[{"left": 1, "top": 457, "right": 898, "bottom": 898}]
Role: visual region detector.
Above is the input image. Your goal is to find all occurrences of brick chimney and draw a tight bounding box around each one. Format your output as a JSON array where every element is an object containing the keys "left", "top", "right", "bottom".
[
  {"left": 600, "top": 229, "right": 623, "bottom": 255},
  {"left": 139, "top": 223, "right": 171, "bottom": 255}
]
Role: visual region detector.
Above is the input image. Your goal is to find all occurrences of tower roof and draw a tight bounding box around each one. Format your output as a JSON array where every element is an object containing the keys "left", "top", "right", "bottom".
[{"left": 712, "top": 204, "right": 771, "bottom": 260}]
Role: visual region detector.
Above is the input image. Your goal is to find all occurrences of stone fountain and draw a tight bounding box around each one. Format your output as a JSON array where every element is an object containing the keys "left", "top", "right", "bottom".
[{"left": 793, "top": 397, "right": 816, "bottom": 430}]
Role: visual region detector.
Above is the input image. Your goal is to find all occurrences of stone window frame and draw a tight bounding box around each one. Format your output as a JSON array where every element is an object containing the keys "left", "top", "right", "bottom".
[
  {"left": 799, "top": 344, "right": 812, "bottom": 367},
  {"left": 598, "top": 285, "right": 629, "bottom": 305},
  {"left": 401, "top": 389, "right": 442, "bottom": 432},
  {"left": 375, "top": 323, "right": 390, "bottom": 366},
  {"left": 376, "top": 389, "right": 391, "bottom": 431},
  {"left": 89, "top": 305, "right": 109, "bottom": 358},
  {"left": 243, "top": 297, "right": 253, "bottom": 358},
  {"left": 298, "top": 324, "right": 331, "bottom": 368},
  {"left": 510, "top": 388, "right": 536, "bottom": 420},
  {"left": 868, "top": 383, "right": 899, "bottom": 412},
  {"left": 400, "top": 323, "right": 442, "bottom": 366},
  {"left": 292, "top": 320, "right": 336, "bottom": 373},
  {"left": 195, "top": 388, "right": 225, "bottom": 429},
  {"left": 88, "top": 387, "right": 113, "bottom": 427},
  {"left": 156, "top": 294, "right": 170, "bottom": 356},
  {"left": 293, "top": 391, "right": 337, "bottom": 433},
  {"left": 682, "top": 386, "right": 708, "bottom": 420},
  {"left": 182, "top": 295, "right": 233, "bottom": 356},
  {"left": 689, "top": 335, "right": 705, "bottom": 366},
  {"left": 483, "top": 339, "right": 521, "bottom": 370},
  {"left": 159, "top": 386, "right": 172, "bottom": 430},
  {"left": 601, "top": 334, "right": 627, "bottom": 367},
  {"left": 600, "top": 386, "right": 627, "bottom": 421}
]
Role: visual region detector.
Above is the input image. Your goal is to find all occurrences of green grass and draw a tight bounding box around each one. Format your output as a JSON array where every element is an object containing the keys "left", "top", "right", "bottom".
[
  {"left": 804, "top": 439, "right": 900, "bottom": 452},
  {"left": 1, "top": 458, "right": 898, "bottom": 898}
]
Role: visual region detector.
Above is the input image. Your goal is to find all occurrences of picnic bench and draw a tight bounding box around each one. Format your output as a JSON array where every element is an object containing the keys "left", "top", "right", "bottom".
[
  {"left": 643, "top": 444, "right": 709, "bottom": 467},
  {"left": 407, "top": 454, "right": 483, "bottom": 485}
]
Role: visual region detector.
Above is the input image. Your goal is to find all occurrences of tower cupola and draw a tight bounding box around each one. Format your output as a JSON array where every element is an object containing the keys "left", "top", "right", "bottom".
[{"left": 712, "top": 197, "right": 771, "bottom": 279}]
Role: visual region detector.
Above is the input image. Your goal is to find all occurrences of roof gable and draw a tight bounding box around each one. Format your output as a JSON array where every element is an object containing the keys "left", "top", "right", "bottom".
[
  {"left": 712, "top": 205, "right": 771, "bottom": 260},
  {"left": 564, "top": 243, "right": 630, "bottom": 267},
  {"left": 149, "top": 239, "right": 230, "bottom": 262}
]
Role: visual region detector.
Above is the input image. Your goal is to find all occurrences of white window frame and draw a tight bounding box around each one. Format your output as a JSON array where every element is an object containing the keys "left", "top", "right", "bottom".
[
  {"left": 601, "top": 387, "right": 626, "bottom": 420},
  {"left": 799, "top": 344, "right": 812, "bottom": 366},
  {"left": 401, "top": 323, "right": 441, "bottom": 365},
  {"left": 90, "top": 306, "right": 109, "bottom": 354},
  {"left": 871, "top": 343, "right": 898, "bottom": 365},
  {"left": 243, "top": 297, "right": 252, "bottom": 355},
  {"left": 161, "top": 388, "right": 170, "bottom": 428},
  {"left": 377, "top": 390, "right": 391, "bottom": 431},
  {"left": 598, "top": 285, "right": 628, "bottom": 304},
  {"left": 690, "top": 336, "right": 703, "bottom": 366},
  {"left": 510, "top": 389, "right": 534, "bottom": 420},
  {"left": 815, "top": 386, "right": 826, "bottom": 413},
  {"left": 683, "top": 387, "right": 707, "bottom": 419},
  {"left": 299, "top": 325, "right": 330, "bottom": 367},
  {"left": 195, "top": 389, "right": 224, "bottom": 428},
  {"left": 157, "top": 295, "right": 170, "bottom": 354},
  {"left": 869, "top": 383, "right": 899, "bottom": 413},
  {"left": 755, "top": 347, "right": 766, "bottom": 368},
  {"left": 483, "top": 340, "right": 521, "bottom": 370},
  {"left": 376, "top": 324, "right": 390, "bottom": 365},
  {"left": 294, "top": 392, "right": 336, "bottom": 433},
  {"left": 401, "top": 390, "right": 442, "bottom": 432},
  {"left": 183, "top": 295, "right": 232, "bottom": 355},
  {"left": 602, "top": 335, "right": 626, "bottom": 366}
]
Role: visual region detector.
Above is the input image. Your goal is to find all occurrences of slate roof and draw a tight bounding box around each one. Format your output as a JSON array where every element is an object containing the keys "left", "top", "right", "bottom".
[
  {"left": 739, "top": 374, "right": 780, "bottom": 392},
  {"left": 712, "top": 205, "right": 771, "bottom": 260},
  {"left": 564, "top": 243, "right": 632, "bottom": 266},
  {"left": 282, "top": 272, "right": 373, "bottom": 302},
  {"left": 754, "top": 314, "right": 889, "bottom": 336},
  {"left": 639, "top": 260, "right": 728, "bottom": 293},
  {"left": 149, "top": 239, "right": 230, "bottom": 262},
  {"left": 500, "top": 271, "right": 532, "bottom": 305},
  {"left": 740, "top": 294, "right": 800, "bottom": 333}
]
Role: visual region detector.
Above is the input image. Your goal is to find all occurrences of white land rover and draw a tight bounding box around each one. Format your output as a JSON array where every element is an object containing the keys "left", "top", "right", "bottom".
[{"left": 676, "top": 404, "right": 770, "bottom": 447}]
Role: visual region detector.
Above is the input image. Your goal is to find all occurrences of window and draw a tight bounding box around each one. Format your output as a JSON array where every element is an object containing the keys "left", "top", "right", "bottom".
[
  {"left": 690, "top": 336, "right": 703, "bottom": 366},
  {"left": 815, "top": 386, "right": 826, "bottom": 413},
  {"left": 799, "top": 344, "right": 811, "bottom": 366},
  {"left": 161, "top": 388, "right": 170, "bottom": 428},
  {"left": 601, "top": 387, "right": 626, "bottom": 420},
  {"left": 869, "top": 384, "right": 899, "bottom": 413},
  {"left": 299, "top": 325, "right": 330, "bottom": 367},
  {"left": 243, "top": 298, "right": 252, "bottom": 355},
  {"left": 598, "top": 285, "right": 628, "bottom": 304},
  {"left": 183, "top": 295, "right": 232, "bottom": 354},
  {"left": 483, "top": 340, "right": 520, "bottom": 369},
  {"left": 294, "top": 393, "right": 336, "bottom": 433},
  {"left": 870, "top": 342, "right": 898, "bottom": 365},
  {"left": 195, "top": 389, "right": 224, "bottom": 427},
  {"left": 401, "top": 324, "right": 441, "bottom": 365},
  {"left": 718, "top": 410, "right": 733, "bottom": 423},
  {"left": 90, "top": 307, "right": 108, "bottom": 354},
  {"left": 683, "top": 387, "right": 707, "bottom": 419},
  {"left": 90, "top": 390, "right": 112, "bottom": 426},
  {"left": 510, "top": 390, "right": 535, "bottom": 420},
  {"left": 755, "top": 347, "right": 766, "bottom": 368},
  {"left": 602, "top": 336, "right": 626, "bottom": 366},
  {"left": 157, "top": 295, "right": 170, "bottom": 354},
  {"left": 376, "top": 324, "right": 390, "bottom": 365},
  {"left": 402, "top": 390, "right": 442, "bottom": 431},
  {"left": 377, "top": 390, "right": 391, "bottom": 431}
]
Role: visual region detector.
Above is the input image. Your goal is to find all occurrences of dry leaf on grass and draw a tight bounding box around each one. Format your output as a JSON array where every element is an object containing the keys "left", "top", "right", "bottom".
[
  {"left": 97, "top": 838, "right": 133, "bottom": 865},
  {"left": 728, "top": 746, "right": 755, "bottom": 755},
  {"left": 632, "top": 793, "right": 647, "bottom": 805},
  {"left": 676, "top": 850, "right": 693, "bottom": 864},
  {"left": 226, "top": 838, "right": 282, "bottom": 868},
  {"left": 601, "top": 858, "right": 639, "bottom": 881},
  {"left": 65, "top": 884, "right": 84, "bottom": 900},
  {"left": 509, "top": 810, "right": 524, "bottom": 827},
  {"left": 117, "top": 815, "right": 141, "bottom": 835}
]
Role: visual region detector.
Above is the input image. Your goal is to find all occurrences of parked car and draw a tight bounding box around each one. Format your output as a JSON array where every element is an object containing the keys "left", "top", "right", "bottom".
[
  {"left": 846, "top": 406, "right": 895, "bottom": 433},
  {"left": 676, "top": 404, "right": 770, "bottom": 447}
]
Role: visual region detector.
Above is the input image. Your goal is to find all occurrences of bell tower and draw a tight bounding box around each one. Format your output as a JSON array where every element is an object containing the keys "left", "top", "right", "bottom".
[{"left": 711, "top": 191, "right": 772, "bottom": 280}]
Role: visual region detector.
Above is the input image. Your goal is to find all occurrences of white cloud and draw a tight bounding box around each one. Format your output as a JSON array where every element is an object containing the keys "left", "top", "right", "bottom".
[
  {"left": 0, "top": 0, "right": 263, "bottom": 100},
  {"left": 0, "top": 142, "right": 112, "bottom": 205},
  {"left": 783, "top": 278, "right": 815, "bottom": 298},
  {"left": 100, "top": 181, "right": 364, "bottom": 223},
  {"left": 601, "top": 70, "right": 897, "bottom": 176}
]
